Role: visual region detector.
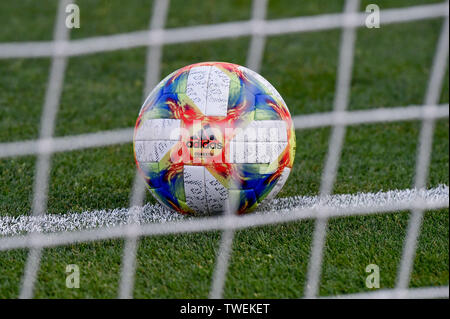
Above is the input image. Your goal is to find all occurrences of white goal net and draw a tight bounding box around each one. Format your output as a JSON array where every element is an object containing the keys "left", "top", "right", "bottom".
[{"left": 0, "top": 0, "right": 448, "bottom": 299}]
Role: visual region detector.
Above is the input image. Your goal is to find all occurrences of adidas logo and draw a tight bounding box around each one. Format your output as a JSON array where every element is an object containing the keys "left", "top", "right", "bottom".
[{"left": 185, "top": 124, "right": 223, "bottom": 150}]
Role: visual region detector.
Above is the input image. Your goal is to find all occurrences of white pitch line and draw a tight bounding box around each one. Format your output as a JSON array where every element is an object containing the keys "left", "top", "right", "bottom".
[{"left": 0, "top": 185, "right": 447, "bottom": 237}]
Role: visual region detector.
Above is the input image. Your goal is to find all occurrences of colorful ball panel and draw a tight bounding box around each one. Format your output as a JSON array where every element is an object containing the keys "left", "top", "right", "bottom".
[{"left": 133, "top": 62, "right": 296, "bottom": 215}]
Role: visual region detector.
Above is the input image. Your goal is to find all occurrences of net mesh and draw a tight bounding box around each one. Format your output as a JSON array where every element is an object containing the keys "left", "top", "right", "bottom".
[{"left": 0, "top": 0, "right": 448, "bottom": 299}]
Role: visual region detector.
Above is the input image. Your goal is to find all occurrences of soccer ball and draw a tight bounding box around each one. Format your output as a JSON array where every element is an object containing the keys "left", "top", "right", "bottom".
[{"left": 133, "top": 62, "right": 295, "bottom": 215}]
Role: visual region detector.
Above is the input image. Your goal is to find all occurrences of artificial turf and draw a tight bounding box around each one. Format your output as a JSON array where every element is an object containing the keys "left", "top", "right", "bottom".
[{"left": 0, "top": 0, "right": 448, "bottom": 298}]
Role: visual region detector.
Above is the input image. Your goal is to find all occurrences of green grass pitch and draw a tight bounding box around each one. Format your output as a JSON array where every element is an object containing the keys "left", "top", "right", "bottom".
[{"left": 0, "top": 0, "right": 448, "bottom": 298}]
